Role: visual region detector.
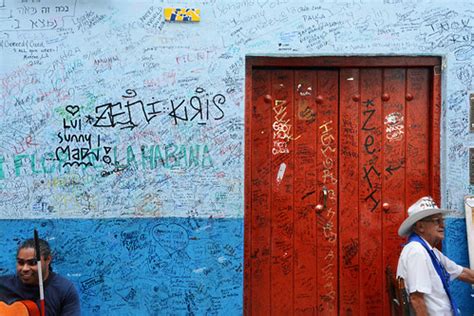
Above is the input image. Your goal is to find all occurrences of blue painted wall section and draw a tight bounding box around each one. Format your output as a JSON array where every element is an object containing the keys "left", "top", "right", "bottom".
[
  {"left": 443, "top": 218, "right": 474, "bottom": 315},
  {"left": 0, "top": 219, "right": 243, "bottom": 316}
]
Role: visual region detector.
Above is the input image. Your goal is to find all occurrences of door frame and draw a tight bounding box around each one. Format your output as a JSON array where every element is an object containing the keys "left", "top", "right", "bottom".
[{"left": 244, "top": 56, "right": 442, "bottom": 314}]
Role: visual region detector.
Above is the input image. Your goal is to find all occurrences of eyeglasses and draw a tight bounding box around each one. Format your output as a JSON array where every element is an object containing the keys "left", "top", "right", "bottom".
[{"left": 421, "top": 217, "right": 444, "bottom": 225}]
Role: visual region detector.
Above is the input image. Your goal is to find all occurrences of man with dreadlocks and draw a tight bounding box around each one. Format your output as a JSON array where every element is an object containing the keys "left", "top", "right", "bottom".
[{"left": 0, "top": 237, "right": 80, "bottom": 316}]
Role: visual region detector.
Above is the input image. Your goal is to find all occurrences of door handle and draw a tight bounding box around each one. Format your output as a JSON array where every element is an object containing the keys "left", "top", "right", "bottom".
[
  {"left": 383, "top": 202, "right": 390, "bottom": 213},
  {"left": 316, "top": 186, "right": 328, "bottom": 211}
]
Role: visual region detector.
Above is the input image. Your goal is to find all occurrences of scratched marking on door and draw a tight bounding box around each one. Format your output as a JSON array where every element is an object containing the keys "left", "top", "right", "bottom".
[
  {"left": 296, "top": 83, "right": 312, "bottom": 96},
  {"left": 321, "top": 250, "right": 336, "bottom": 311},
  {"left": 319, "top": 119, "right": 337, "bottom": 312},
  {"left": 272, "top": 99, "right": 300, "bottom": 155},
  {"left": 384, "top": 112, "right": 404, "bottom": 142},
  {"left": 361, "top": 99, "right": 381, "bottom": 212},
  {"left": 296, "top": 83, "right": 315, "bottom": 121},
  {"left": 320, "top": 120, "right": 337, "bottom": 185}
]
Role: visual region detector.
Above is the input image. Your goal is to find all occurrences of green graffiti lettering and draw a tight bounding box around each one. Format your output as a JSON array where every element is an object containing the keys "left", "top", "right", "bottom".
[
  {"left": 41, "top": 152, "right": 55, "bottom": 174},
  {"left": 55, "top": 149, "right": 69, "bottom": 174},
  {"left": 0, "top": 156, "right": 5, "bottom": 179},
  {"left": 202, "top": 144, "right": 213, "bottom": 168},
  {"left": 153, "top": 145, "right": 165, "bottom": 167},
  {"left": 30, "top": 153, "right": 42, "bottom": 174},
  {"left": 14, "top": 154, "right": 29, "bottom": 176},
  {"left": 113, "top": 146, "right": 119, "bottom": 165},
  {"left": 141, "top": 145, "right": 154, "bottom": 169},
  {"left": 178, "top": 145, "right": 187, "bottom": 168},
  {"left": 165, "top": 144, "right": 178, "bottom": 168},
  {"left": 12, "top": 143, "right": 214, "bottom": 177},
  {"left": 126, "top": 145, "right": 138, "bottom": 169},
  {"left": 188, "top": 144, "right": 200, "bottom": 167}
]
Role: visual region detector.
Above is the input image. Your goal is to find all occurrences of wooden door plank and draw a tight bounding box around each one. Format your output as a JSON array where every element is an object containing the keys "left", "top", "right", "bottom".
[
  {"left": 316, "top": 69, "right": 339, "bottom": 315},
  {"left": 271, "top": 70, "right": 294, "bottom": 315},
  {"left": 244, "top": 62, "right": 252, "bottom": 316},
  {"left": 359, "top": 68, "right": 383, "bottom": 315},
  {"left": 294, "top": 70, "right": 319, "bottom": 314},
  {"left": 339, "top": 68, "right": 361, "bottom": 316},
  {"left": 431, "top": 67, "right": 441, "bottom": 202},
  {"left": 406, "top": 68, "right": 431, "bottom": 206},
  {"left": 248, "top": 69, "right": 273, "bottom": 315},
  {"left": 381, "top": 68, "right": 407, "bottom": 315}
]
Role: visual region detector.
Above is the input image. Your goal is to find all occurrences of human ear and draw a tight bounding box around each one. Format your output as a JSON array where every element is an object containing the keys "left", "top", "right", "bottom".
[
  {"left": 43, "top": 255, "right": 52, "bottom": 265},
  {"left": 414, "top": 222, "right": 425, "bottom": 233}
]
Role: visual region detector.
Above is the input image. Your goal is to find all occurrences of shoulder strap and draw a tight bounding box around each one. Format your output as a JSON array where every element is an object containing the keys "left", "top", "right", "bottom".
[{"left": 407, "top": 233, "right": 459, "bottom": 316}]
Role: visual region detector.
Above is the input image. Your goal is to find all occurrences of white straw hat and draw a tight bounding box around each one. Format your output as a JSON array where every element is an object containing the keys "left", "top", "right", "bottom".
[{"left": 398, "top": 196, "right": 450, "bottom": 237}]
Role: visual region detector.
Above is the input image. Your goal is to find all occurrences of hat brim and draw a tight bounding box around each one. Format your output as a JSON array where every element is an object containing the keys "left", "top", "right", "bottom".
[{"left": 398, "top": 208, "right": 450, "bottom": 237}]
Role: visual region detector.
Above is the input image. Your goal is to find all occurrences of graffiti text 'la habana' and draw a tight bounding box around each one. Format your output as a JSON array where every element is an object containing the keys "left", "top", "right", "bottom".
[{"left": 0, "top": 143, "right": 214, "bottom": 179}]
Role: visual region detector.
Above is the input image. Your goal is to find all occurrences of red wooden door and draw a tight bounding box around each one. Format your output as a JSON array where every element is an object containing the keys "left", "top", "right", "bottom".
[{"left": 245, "top": 58, "right": 441, "bottom": 315}]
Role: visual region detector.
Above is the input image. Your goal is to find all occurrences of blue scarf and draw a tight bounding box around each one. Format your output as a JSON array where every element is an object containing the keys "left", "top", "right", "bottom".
[{"left": 408, "top": 233, "right": 460, "bottom": 315}]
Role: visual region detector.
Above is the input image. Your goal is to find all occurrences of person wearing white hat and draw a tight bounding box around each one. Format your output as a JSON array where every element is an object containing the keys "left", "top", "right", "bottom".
[{"left": 397, "top": 196, "right": 474, "bottom": 315}]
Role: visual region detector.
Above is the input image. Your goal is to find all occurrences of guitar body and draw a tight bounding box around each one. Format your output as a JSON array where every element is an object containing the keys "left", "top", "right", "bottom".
[{"left": 0, "top": 300, "right": 40, "bottom": 316}]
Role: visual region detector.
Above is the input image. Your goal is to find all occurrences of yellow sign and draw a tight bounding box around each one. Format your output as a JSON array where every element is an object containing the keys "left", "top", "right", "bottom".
[{"left": 164, "top": 8, "right": 200, "bottom": 22}]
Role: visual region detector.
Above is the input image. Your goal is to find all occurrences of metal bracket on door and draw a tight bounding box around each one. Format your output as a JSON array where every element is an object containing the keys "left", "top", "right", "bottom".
[{"left": 315, "top": 185, "right": 328, "bottom": 211}]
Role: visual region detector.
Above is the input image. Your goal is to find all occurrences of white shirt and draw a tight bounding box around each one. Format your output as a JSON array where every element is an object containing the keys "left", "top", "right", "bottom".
[{"left": 397, "top": 238, "right": 463, "bottom": 316}]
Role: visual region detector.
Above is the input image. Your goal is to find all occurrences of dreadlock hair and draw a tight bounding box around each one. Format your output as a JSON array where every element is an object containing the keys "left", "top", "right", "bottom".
[{"left": 17, "top": 238, "right": 53, "bottom": 272}]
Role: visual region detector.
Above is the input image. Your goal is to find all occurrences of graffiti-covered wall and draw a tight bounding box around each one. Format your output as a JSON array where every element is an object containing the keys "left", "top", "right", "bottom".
[{"left": 0, "top": 0, "right": 473, "bottom": 314}]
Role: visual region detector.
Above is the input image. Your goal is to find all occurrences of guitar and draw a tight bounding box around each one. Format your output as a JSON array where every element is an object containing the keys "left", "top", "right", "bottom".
[
  {"left": 0, "top": 300, "right": 40, "bottom": 316},
  {"left": 0, "top": 230, "right": 46, "bottom": 316}
]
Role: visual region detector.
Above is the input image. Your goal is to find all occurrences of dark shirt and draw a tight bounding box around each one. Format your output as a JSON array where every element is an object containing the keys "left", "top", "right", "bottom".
[{"left": 0, "top": 272, "right": 80, "bottom": 316}]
